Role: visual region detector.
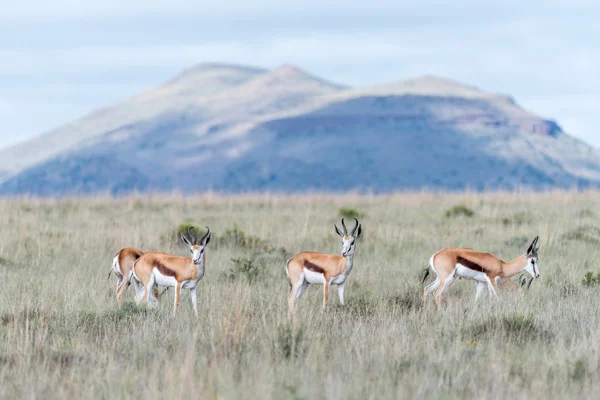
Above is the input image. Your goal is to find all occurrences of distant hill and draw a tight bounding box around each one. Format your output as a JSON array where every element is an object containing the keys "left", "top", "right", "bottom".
[{"left": 1, "top": 63, "right": 599, "bottom": 195}]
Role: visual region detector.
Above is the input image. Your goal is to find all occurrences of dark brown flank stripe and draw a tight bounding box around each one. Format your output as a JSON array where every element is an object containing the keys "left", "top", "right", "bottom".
[
  {"left": 155, "top": 262, "right": 176, "bottom": 277},
  {"left": 305, "top": 261, "right": 325, "bottom": 274},
  {"left": 457, "top": 256, "right": 488, "bottom": 273}
]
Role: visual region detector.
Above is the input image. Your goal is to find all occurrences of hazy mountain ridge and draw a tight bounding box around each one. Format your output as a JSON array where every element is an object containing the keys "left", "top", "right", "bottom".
[{"left": 0, "top": 63, "right": 598, "bottom": 195}]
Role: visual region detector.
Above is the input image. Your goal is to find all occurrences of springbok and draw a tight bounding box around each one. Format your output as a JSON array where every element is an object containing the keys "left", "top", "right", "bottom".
[
  {"left": 286, "top": 218, "right": 362, "bottom": 313},
  {"left": 108, "top": 247, "right": 152, "bottom": 307},
  {"left": 132, "top": 226, "right": 211, "bottom": 316},
  {"left": 422, "top": 236, "right": 540, "bottom": 310}
]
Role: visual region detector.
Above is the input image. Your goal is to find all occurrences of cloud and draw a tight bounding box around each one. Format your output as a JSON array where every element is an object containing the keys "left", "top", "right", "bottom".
[{"left": 0, "top": 0, "right": 599, "bottom": 148}]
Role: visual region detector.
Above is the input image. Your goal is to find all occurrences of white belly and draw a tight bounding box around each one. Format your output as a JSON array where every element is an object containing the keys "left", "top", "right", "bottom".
[
  {"left": 455, "top": 264, "right": 488, "bottom": 283},
  {"left": 303, "top": 269, "right": 326, "bottom": 284},
  {"left": 152, "top": 270, "right": 178, "bottom": 287}
]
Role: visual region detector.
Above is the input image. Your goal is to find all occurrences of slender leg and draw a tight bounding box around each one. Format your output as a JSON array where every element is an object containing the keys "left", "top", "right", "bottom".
[
  {"left": 145, "top": 275, "right": 158, "bottom": 307},
  {"left": 439, "top": 275, "right": 458, "bottom": 307},
  {"left": 133, "top": 278, "right": 144, "bottom": 303},
  {"left": 322, "top": 281, "right": 330, "bottom": 312},
  {"left": 144, "top": 281, "right": 152, "bottom": 303},
  {"left": 486, "top": 276, "right": 499, "bottom": 298},
  {"left": 173, "top": 283, "right": 182, "bottom": 315},
  {"left": 474, "top": 282, "right": 486, "bottom": 303},
  {"left": 153, "top": 285, "right": 160, "bottom": 301},
  {"left": 190, "top": 287, "right": 198, "bottom": 317},
  {"left": 292, "top": 281, "right": 309, "bottom": 311},
  {"left": 115, "top": 274, "right": 125, "bottom": 307},
  {"left": 288, "top": 282, "right": 300, "bottom": 314},
  {"left": 338, "top": 283, "right": 345, "bottom": 305},
  {"left": 423, "top": 277, "right": 440, "bottom": 310},
  {"left": 433, "top": 269, "right": 457, "bottom": 311}
]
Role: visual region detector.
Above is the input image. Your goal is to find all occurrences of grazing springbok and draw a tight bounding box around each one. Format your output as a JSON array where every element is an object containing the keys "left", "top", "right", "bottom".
[
  {"left": 109, "top": 248, "right": 146, "bottom": 307},
  {"left": 132, "top": 226, "right": 211, "bottom": 316},
  {"left": 422, "top": 236, "right": 540, "bottom": 310},
  {"left": 286, "top": 218, "right": 362, "bottom": 313}
]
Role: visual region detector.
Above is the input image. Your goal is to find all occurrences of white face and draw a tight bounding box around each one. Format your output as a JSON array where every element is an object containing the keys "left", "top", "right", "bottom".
[
  {"left": 341, "top": 236, "right": 356, "bottom": 257},
  {"left": 190, "top": 245, "right": 205, "bottom": 264},
  {"left": 524, "top": 256, "right": 540, "bottom": 278}
]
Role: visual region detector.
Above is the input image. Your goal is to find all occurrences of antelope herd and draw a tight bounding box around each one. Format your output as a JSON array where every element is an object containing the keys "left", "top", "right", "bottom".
[{"left": 108, "top": 218, "right": 540, "bottom": 315}]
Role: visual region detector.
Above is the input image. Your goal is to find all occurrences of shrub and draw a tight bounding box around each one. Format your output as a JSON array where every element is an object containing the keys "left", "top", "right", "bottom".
[
  {"left": 581, "top": 272, "right": 600, "bottom": 287},
  {"left": 216, "top": 224, "right": 267, "bottom": 250},
  {"left": 338, "top": 207, "right": 365, "bottom": 220},
  {"left": 225, "top": 257, "right": 263, "bottom": 283},
  {"left": 444, "top": 205, "right": 475, "bottom": 218},
  {"left": 167, "top": 220, "right": 196, "bottom": 244}
]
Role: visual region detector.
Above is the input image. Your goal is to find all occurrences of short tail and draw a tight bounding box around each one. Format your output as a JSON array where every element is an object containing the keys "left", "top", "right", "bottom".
[
  {"left": 109, "top": 252, "right": 120, "bottom": 279},
  {"left": 285, "top": 258, "right": 292, "bottom": 288},
  {"left": 421, "top": 267, "right": 430, "bottom": 285},
  {"left": 422, "top": 254, "right": 436, "bottom": 284}
]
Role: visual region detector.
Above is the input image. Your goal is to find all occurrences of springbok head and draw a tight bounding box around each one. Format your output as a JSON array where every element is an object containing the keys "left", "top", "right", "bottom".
[
  {"left": 524, "top": 236, "right": 540, "bottom": 279},
  {"left": 180, "top": 226, "right": 212, "bottom": 264},
  {"left": 334, "top": 218, "right": 362, "bottom": 257}
]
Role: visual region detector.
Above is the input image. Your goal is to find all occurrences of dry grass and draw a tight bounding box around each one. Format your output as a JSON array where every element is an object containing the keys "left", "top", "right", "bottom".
[{"left": 1, "top": 191, "right": 600, "bottom": 399}]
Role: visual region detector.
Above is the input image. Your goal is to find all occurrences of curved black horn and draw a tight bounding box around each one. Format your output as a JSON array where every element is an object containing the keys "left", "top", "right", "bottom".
[
  {"left": 350, "top": 218, "right": 359, "bottom": 236},
  {"left": 341, "top": 219, "right": 348, "bottom": 235},
  {"left": 187, "top": 226, "right": 197, "bottom": 245},
  {"left": 200, "top": 226, "right": 211, "bottom": 243}
]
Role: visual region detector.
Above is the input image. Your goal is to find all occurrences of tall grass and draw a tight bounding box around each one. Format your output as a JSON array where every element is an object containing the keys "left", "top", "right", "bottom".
[{"left": 1, "top": 191, "right": 600, "bottom": 398}]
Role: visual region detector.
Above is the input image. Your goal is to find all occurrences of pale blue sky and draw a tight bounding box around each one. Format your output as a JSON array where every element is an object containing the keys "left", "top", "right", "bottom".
[{"left": 0, "top": 0, "right": 598, "bottom": 149}]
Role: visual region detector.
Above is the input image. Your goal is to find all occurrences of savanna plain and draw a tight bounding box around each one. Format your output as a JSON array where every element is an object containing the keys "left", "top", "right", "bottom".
[{"left": 2, "top": 192, "right": 600, "bottom": 399}]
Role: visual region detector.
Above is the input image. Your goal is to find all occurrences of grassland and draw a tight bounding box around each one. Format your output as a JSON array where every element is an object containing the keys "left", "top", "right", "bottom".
[{"left": 1, "top": 192, "right": 600, "bottom": 399}]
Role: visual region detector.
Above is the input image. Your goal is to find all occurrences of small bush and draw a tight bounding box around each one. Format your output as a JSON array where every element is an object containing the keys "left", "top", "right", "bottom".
[
  {"left": 216, "top": 224, "right": 267, "bottom": 250},
  {"left": 167, "top": 220, "right": 196, "bottom": 244},
  {"left": 225, "top": 257, "right": 263, "bottom": 283},
  {"left": 444, "top": 205, "right": 475, "bottom": 218},
  {"left": 338, "top": 207, "right": 365, "bottom": 220},
  {"left": 581, "top": 272, "right": 600, "bottom": 287}
]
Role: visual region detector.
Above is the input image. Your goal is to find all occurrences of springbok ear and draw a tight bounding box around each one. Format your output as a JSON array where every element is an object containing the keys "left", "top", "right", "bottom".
[
  {"left": 355, "top": 224, "right": 362, "bottom": 240},
  {"left": 204, "top": 233, "right": 212, "bottom": 246},
  {"left": 180, "top": 233, "right": 193, "bottom": 248},
  {"left": 334, "top": 224, "right": 344, "bottom": 238}
]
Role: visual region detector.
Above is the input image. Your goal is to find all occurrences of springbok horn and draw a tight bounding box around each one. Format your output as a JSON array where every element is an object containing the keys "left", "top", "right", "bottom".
[
  {"left": 341, "top": 219, "right": 348, "bottom": 235},
  {"left": 350, "top": 218, "right": 359, "bottom": 236},
  {"left": 200, "top": 226, "right": 211, "bottom": 244},
  {"left": 187, "top": 226, "right": 197, "bottom": 245}
]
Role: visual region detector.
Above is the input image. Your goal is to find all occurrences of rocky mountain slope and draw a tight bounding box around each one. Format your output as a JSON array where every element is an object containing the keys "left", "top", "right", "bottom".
[{"left": 0, "top": 63, "right": 598, "bottom": 195}]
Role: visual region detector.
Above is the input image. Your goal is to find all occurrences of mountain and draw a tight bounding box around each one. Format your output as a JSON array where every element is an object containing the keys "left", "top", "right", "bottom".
[{"left": 0, "top": 63, "right": 599, "bottom": 195}]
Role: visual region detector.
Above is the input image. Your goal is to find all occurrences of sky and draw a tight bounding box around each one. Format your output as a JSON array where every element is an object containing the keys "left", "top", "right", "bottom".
[{"left": 0, "top": 0, "right": 598, "bottom": 149}]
